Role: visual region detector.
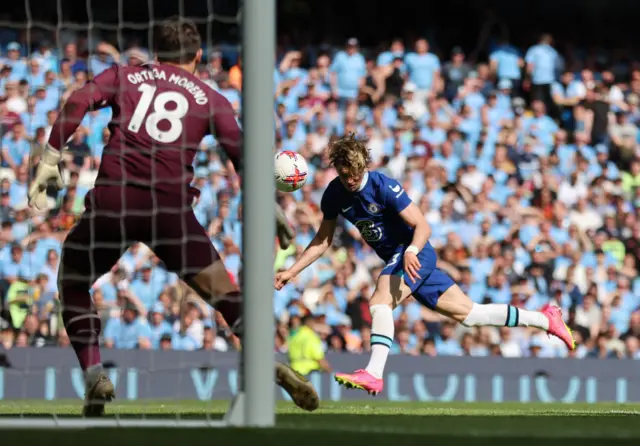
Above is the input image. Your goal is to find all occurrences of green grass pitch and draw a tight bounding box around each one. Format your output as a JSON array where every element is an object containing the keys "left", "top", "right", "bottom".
[{"left": 1, "top": 400, "right": 639, "bottom": 446}]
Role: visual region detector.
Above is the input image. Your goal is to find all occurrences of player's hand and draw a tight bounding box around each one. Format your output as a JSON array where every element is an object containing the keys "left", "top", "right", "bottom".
[
  {"left": 403, "top": 251, "right": 422, "bottom": 284},
  {"left": 274, "top": 270, "right": 294, "bottom": 290},
  {"left": 28, "top": 144, "right": 64, "bottom": 211}
]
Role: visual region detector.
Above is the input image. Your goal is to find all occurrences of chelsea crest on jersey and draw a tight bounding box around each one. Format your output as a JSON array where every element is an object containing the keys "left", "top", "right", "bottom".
[{"left": 320, "top": 171, "right": 415, "bottom": 263}]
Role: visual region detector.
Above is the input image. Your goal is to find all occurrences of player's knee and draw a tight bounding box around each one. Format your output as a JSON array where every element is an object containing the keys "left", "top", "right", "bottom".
[
  {"left": 454, "top": 302, "right": 474, "bottom": 325},
  {"left": 436, "top": 284, "right": 474, "bottom": 325},
  {"left": 186, "top": 260, "right": 238, "bottom": 303},
  {"left": 459, "top": 312, "right": 474, "bottom": 327},
  {"left": 369, "top": 291, "right": 393, "bottom": 308}
]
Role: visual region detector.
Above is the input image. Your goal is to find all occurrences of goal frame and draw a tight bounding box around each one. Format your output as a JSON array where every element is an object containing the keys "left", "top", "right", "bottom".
[{"left": 0, "top": 0, "right": 276, "bottom": 429}]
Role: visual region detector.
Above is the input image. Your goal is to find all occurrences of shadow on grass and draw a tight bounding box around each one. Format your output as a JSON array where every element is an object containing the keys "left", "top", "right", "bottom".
[
  {"left": 0, "top": 428, "right": 638, "bottom": 446},
  {"left": 0, "top": 413, "right": 639, "bottom": 446}
]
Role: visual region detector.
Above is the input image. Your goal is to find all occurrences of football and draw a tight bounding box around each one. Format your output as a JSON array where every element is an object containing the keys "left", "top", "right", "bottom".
[{"left": 274, "top": 150, "right": 308, "bottom": 192}]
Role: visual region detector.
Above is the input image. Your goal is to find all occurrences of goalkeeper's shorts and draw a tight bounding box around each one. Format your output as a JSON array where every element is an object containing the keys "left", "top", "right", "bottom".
[{"left": 60, "top": 185, "right": 220, "bottom": 285}]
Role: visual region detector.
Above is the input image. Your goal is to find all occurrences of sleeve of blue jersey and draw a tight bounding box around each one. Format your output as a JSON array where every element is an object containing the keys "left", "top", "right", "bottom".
[
  {"left": 381, "top": 177, "right": 412, "bottom": 214},
  {"left": 320, "top": 183, "right": 339, "bottom": 220}
]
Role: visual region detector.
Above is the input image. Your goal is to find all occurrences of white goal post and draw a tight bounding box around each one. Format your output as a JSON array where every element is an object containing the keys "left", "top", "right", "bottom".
[{"left": 0, "top": 0, "right": 276, "bottom": 429}]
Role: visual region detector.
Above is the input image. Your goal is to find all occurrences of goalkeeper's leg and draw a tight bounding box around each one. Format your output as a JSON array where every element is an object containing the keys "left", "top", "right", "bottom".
[
  {"left": 58, "top": 212, "right": 123, "bottom": 416},
  {"left": 153, "top": 205, "right": 319, "bottom": 412}
]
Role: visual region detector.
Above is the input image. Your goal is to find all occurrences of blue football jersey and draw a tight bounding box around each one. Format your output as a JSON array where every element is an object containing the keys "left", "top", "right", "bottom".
[{"left": 321, "top": 171, "right": 417, "bottom": 263}]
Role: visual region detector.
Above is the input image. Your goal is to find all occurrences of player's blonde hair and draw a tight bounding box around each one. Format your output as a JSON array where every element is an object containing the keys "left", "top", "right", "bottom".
[{"left": 328, "top": 133, "right": 372, "bottom": 174}]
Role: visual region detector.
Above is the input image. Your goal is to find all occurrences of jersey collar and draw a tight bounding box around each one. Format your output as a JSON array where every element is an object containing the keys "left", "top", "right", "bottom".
[{"left": 356, "top": 171, "right": 369, "bottom": 192}]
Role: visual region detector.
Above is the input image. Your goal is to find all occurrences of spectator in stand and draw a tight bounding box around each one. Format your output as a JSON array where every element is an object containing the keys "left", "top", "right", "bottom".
[
  {"left": 609, "top": 111, "right": 638, "bottom": 170},
  {"left": 4, "top": 81, "right": 26, "bottom": 114},
  {"left": 490, "top": 36, "right": 523, "bottom": 95},
  {"left": 31, "top": 41, "right": 57, "bottom": 74},
  {"left": 2, "top": 122, "right": 30, "bottom": 169},
  {"left": 525, "top": 33, "right": 561, "bottom": 118},
  {"left": 42, "top": 70, "right": 62, "bottom": 110},
  {"left": 405, "top": 38, "right": 441, "bottom": 103},
  {"left": 0, "top": 96, "right": 19, "bottom": 138},
  {"left": 4, "top": 42, "right": 27, "bottom": 81},
  {"left": 552, "top": 69, "right": 586, "bottom": 132},
  {"left": 228, "top": 56, "right": 242, "bottom": 91},
  {"left": 580, "top": 84, "right": 610, "bottom": 145},
  {"left": 21, "top": 96, "right": 46, "bottom": 138},
  {"left": 26, "top": 58, "right": 45, "bottom": 93},
  {"left": 330, "top": 38, "right": 366, "bottom": 106},
  {"left": 103, "top": 296, "right": 151, "bottom": 350},
  {"left": 65, "top": 128, "right": 91, "bottom": 170},
  {"left": 63, "top": 42, "right": 88, "bottom": 74},
  {"left": 8, "top": 166, "right": 29, "bottom": 208},
  {"left": 206, "top": 50, "right": 223, "bottom": 81},
  {"left": 443, "top": 46, "right": 472, "bottom": 101},
  {"left": 148, "top": 302, "right": 172, "bottom": 349},
  {"left": 129, "top": 262, "right": 164, "bottom": 311},
  {"left": 377, "top": 38, "right": 405, "bottom": 69}
]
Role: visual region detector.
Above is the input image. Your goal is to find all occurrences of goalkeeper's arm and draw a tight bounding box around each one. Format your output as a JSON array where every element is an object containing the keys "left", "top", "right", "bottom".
[
  {"left": 29, "top": 68, "right": 117, "bottom": 210},
  {"left": 28, "top": 88, "right": 91, "bottom": 210},
  {"left": 48, "top": 89, "right": 105, "bottom": 151}
]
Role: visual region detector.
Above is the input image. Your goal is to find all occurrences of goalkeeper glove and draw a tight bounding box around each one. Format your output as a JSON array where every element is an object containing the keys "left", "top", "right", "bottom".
[{"left": 28, "top": 144, "right": 65, "bottom": 211}]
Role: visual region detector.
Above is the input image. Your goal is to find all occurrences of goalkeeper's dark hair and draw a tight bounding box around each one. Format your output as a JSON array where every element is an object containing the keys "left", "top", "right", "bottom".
[
  {"left": 154, "top": 16, "right": 202, "bottom": 64},
  {"left": 328, "top": 133, "right": 372, "bottom": 174}
]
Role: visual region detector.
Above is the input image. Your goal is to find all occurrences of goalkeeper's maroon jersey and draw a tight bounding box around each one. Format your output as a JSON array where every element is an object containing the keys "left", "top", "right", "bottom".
[{"left": 48, "top": 63, "right": 241, "bottom": 200}]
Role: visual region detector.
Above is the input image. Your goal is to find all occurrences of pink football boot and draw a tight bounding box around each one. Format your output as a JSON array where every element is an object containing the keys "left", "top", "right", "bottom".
[
  {"left": 334, "top": 369, "right": 384, "bottom": 395},
  {"left": 541, "top": 304, "right": 576, "bottom": 350}
]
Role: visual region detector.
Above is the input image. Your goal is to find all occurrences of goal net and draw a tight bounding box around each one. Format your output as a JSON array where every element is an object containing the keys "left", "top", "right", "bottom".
[{"left": 0, "top": 0, "right": 276, "bottom": 428}]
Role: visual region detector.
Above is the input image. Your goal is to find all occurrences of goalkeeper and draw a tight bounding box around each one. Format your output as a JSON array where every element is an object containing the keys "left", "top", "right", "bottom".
[{"left": 28, "top": 16, "right": 318, "bottom": 416}]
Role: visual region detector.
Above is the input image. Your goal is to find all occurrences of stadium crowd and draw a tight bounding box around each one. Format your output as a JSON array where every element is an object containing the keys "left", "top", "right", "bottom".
[{"left": 0, "top": 28, "right": 639, "bottom": 360}]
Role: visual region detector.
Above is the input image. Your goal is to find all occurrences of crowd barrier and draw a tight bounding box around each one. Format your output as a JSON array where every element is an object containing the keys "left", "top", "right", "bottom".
[{"left": 0, "top": 348, "right": 638, "bottom": 402}]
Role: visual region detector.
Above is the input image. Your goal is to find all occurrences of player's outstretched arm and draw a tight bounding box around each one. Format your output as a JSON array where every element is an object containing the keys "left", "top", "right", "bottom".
[{"left": 274, "top": 218, "right": 336, "bottom": 290}]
